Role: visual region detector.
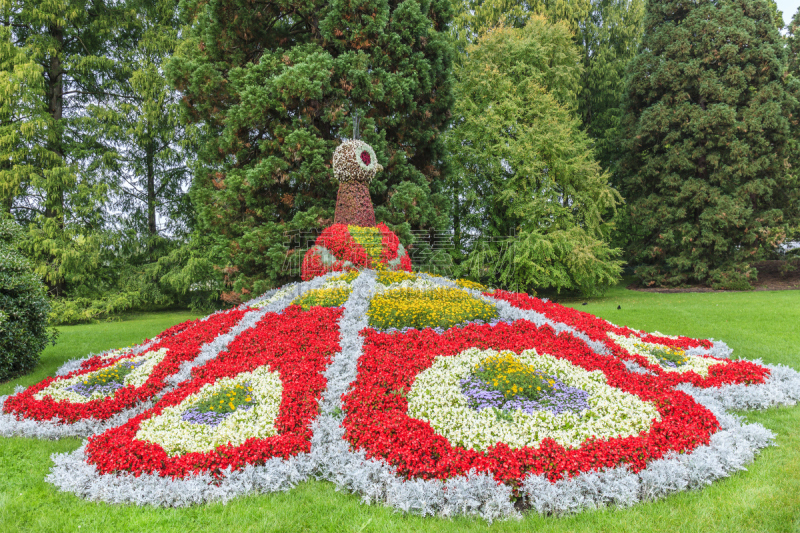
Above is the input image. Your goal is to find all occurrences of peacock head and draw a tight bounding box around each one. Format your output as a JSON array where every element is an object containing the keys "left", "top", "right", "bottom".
[{"left": 333, "top": 140, "right": 383, "bottom": 184}]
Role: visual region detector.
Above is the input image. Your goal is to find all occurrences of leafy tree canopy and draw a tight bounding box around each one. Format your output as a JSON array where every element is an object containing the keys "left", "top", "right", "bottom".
[{"left": 445, "top": 18, "right": 623, "bottom": 296}]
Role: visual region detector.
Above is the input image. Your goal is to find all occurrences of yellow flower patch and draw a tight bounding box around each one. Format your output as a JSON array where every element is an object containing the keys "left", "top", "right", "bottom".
[
  {"left": 292, "top": 287, "right": 351, "bottom": 310},
  {"left": 347, "top": 225, "right": 384, "bottom": 265},
  {"left": 367, "top": 287, "right": 498, "bottom": 330},
  {"left": 376, "top": 271, "right": 419, "bottom": 286},
  {"left": 328, "top": 271, "right": 360, "bottom": 284}
]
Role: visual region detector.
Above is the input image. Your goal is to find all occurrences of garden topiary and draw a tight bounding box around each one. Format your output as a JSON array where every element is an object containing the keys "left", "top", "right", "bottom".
[{"left": 0, "top": 217, "right": 56, "bottom": 381}]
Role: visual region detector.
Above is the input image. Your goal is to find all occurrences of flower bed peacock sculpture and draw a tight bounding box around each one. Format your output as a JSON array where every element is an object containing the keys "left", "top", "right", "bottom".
[{"left": 2, "top": 136, "right": 799, "bottom": 521}]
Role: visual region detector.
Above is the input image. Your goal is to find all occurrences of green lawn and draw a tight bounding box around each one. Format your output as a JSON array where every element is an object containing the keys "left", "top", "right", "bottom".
[{"left": 1, "top": 288, "right": 799, "bottom": 533}]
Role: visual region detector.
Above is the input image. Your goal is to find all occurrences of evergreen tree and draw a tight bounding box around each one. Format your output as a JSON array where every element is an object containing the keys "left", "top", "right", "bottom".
[
  {"left": 576, "top": 0, "right": 645, "bottom": 171},
  {"left": 444, "top": 19, "right": 623, "bottom": 295},
  {"left": 167, "top": 0, "right": 455, "bottom": 294},
  {"left": 618, "top": 0, "right": 800, "bottom": 289},
  {"left": 450, "top": 0, "right": 645, "bottom": 172},
  {"left": 0, "top": 0, "right": 131, "bottom": 295},
  {"left": 98, "top": 0, "right": 191, "bottom": 238},
  {"left": 789, "top": 7, "right": 800, "bottom": 74}
]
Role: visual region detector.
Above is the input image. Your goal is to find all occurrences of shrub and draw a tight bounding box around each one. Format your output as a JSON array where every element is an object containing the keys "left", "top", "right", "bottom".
[{"left": 0, "top": 217, "right": 57, "bottom": 380}]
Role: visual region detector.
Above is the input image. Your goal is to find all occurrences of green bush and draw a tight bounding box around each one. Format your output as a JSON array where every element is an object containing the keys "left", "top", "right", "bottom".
[{"left": 0, "top": 218, "right": 57, "bottom": 381}]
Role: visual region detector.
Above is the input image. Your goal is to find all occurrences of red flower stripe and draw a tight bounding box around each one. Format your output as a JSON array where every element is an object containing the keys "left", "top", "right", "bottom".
[
  {"left": 342, "top": 321, "right": 720, "bottom": 487},
  {"left": 84, "top": 305, "right": 341, "bottom": 478},
  {"left": 3, "top": 309, "right": 249, "bottom": 423},
  {"left": 489, "top": 290, "right": 768, "bottom": 388}
]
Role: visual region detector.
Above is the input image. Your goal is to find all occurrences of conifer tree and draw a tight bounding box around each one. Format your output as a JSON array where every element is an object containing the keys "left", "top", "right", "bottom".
[
  {"left": 167, "top": 0, "right": 454, "bottom": 294},
  {"left": 789, "top": 7, "right": 800, "bottom": 74},
  {"left": 445, "top": 19, "right": 623, "bottom": 295},
  {"left": 97, "top": 0, "right": 191, "bottom": 239},
  {"left": 576, "top": 0, "right": 645, "bottom": 170},
  {"left": 618, "top": 0, "right": 800, "bottom": 289},
  {"left": 450, "top": 0, "right": 646, "bottom": 171},
  {"left": 0, "top": 0, "right": 131, "bottom": 294}
]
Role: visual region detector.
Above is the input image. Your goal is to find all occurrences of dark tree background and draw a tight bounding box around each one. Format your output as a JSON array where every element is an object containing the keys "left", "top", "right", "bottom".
[
  {"left": 617, "top": 0, "right": 800, "bottom": 289},
  {"left": 167, "top": 0, "right": 455, "bottom": 297}
]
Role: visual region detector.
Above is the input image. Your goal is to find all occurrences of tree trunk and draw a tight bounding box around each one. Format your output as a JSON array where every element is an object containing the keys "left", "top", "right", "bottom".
[
  {"left": 44, "top": 24, "right": 64, "bottom": 229},
  {"left": 44, "top": 24, "right": 65, "bottom": 296},
  {"left": 146, "top": 141, "right": 157, "bottom": 236}
]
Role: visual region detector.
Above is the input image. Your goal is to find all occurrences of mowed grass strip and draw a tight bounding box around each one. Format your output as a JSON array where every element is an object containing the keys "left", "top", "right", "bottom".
[{"left": 0, "top": 291, "right": 799, "bottom": 533}]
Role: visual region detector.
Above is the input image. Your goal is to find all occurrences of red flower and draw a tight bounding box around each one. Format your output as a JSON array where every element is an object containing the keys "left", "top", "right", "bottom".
[
  {"left": 489, "top": 290, "right": 769, "bottom": 388},
  {"left": 301, "top": 223, "right": 412, "bottom": 280},
  {"left": 3, "top": 309, "right": 249, "bottom": 423},
  {"left": 342, "top": 321, "right": 720, "bottom": 486},
  {"left": 84, "top": 306, "right": 342, "bottom": 478}
]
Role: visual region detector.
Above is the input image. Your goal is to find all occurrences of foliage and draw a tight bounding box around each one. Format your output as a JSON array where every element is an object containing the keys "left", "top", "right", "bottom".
[
  {"left": 449, "top": 0, "right": 645, "bottom": 172},
  {"left": 0, "top": 0, "right": 134, "bottom": 295},
  {"left": 576, "top": 0, "right": 645, "bottom": 171},
  {"left": 790, "top": 7, "right": 800, "bottom": 79},
  {"left": 167, "top": 0, "right": 455, "bottom": 295},
  {"left": 95, "top": 0, "right": 193, "bottom": 237},
  {"left": 444, "top": 19, "right": 623, "bottom": 296},
  {"left": 618, "top": 0, "right": 800, "bottom": 289},
  {"left": 0, "top": 216, "right": 56, "bottom": 380}
]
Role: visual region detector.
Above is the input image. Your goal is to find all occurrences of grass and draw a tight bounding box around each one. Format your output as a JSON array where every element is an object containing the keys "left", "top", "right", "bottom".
[{"left": 1, "top": 288, "right": 800, "bottom": 533}]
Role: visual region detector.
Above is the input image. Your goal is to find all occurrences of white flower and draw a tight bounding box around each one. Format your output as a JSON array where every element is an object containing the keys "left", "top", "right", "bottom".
[
  {"left": 251, "top": 285, "right": 296, "bottom": 308},
  {"left": 34, "top": 348, "right": 169, "bottom": 403},
  {"left": 608, "top": 332, "right": 718, "bottom": 376},
  {"left": 135, "top": 366, "right": 283, "bottom": 456},
  {"left": 406, "top": 347, "right": 660, "bottom": 451}
]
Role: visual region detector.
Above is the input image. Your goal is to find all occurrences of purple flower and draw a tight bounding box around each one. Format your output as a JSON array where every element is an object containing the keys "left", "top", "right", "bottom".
[{"left": 460, "top": 373, "right": 591, "bottom": 417}]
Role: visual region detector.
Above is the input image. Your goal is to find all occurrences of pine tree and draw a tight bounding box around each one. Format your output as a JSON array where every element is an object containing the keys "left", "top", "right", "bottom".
[
  {"left": 167, "top": 0, "right": 455, "bottom": 294},
  {"left": 444, "top": 19, "right": 623, "bottom": 295},
  {"left": 618, "top": 0, "right": 800, "bottom": 289}
]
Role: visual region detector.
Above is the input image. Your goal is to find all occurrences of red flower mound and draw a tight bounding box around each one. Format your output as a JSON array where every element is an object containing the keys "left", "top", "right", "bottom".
[
  {"left": 489, "top": 290, "right": 769, "bottom": 388},
  {"left": 85, "top": 305, "right": 341, "bottom": 478},
  {"left": 342, "top": 321, "right": 720, "bottom": 486},
  {"left": 3, "top": 310, "right": 248, "bottom": 423},
  {"left": 301, "top": 223, "right": 412, "bottom": 280}
]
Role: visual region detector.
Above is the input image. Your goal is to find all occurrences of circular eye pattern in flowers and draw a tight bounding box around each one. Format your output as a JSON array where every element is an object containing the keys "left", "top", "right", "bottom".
[
  {"left": 135, "top": 366, "right": 282, "bottom": 456},
  {"left": 332, "top": 140, "right": 379, "bottom": 183},
  {"left": 607, "top": 332, "right": 719, "bottom": 376},
  {"left": 489, "top": 289, "right": 770, "bottom": 388},
  {"left": 34, "top": 348, "right": 169, "bottom": 403},
  {"left": 7, "top": 267, "right": 800, "bottom": 519},
  {"left": 82, "top": 305, "right": 341, "bottom": 478},
  {"left": 342, "top": 320, "right": 720, "bottom": 485},
  {"left": 408, "top": 347, "right": 660, "bottom": 451}
]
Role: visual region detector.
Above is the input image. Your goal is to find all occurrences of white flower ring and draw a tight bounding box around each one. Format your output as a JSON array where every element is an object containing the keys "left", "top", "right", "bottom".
[
  {"left": 136, "top": 366, "right": 283, "bottom": 456},
  {"left": 408, "top": 347, "right": 660, "bottom": 450},
  {"left": 608, "top": 332, "right": 718, "bottom": 376},
  {"left": 34, "top": 348, "right": 169, "bottom": 403}
]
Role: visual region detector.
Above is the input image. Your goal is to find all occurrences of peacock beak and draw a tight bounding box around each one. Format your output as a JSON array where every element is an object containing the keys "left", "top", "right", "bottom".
[{"left": 376, "top": 163, "right": 384, "bottom": 173}]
